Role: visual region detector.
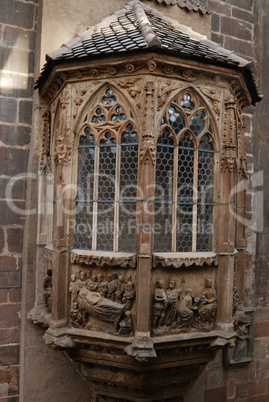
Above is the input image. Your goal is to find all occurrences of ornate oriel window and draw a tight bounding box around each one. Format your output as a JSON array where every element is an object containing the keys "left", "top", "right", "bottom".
[{"left": 31, "top": 1, "right": 261, "bottom": 400}]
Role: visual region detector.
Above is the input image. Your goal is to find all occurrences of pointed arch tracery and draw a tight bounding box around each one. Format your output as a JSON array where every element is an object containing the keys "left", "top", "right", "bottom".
[
  {"left": 75, "top": 86, "right": 138, "bottom": 252},
  {"left": 154, "top": 89, "right": 216, "bottom": 253}
]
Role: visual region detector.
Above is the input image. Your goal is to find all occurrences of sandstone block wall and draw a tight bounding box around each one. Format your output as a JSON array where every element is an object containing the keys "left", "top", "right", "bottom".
[{"left": 0, "top": 0, "right": 38, "bottom": 399}]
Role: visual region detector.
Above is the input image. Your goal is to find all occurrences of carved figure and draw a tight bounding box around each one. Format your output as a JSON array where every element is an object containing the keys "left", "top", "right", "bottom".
[
  {"left": 177, "top": 288, "right": 197, "bottom": 328},
  {"left": 43, "top": 269, "right": 52, "bottom": 312},
  {"left": 87, "top": 274, "right": 98, "bottom": 292},
  {"left": 164, "top": 277, "right": 185, "bottom": 326},
  {"left": 77, "top": 271, "right": 87, "bottom": 289},
  {"left": 69, "top": 274, "right": 79, "bottom": 304},
  {"left": 198, "top": 278, "right": 217, "bottom": 330},
  {"left": 119, "top": 311, "right": 133, "bottom": 335},
  {"left": 233, "top": 324, "right": 252, "bottom": 361},
  {"left": 115, "top": 276, "right": 125, "bottom": 303},
  {"left": 122, "top": 281, "right": 136, "bottom": 311},
  {"left": 107, "top": 273, "right": 117, "bottom": 301},
  {"left": 153, "top": 280, "right": 167, "bottom": 329},
  {"left": 70, "top": 302, "right": 83, "bottom": 328},
  {"left": 96, "top": 274, "right": 108, "bottom": 298},
  {"left": 77, "top": 288, "right": 125, "bottom": 329}
]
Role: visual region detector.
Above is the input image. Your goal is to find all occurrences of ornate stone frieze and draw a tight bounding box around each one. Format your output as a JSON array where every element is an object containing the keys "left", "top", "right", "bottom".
[
  {"left": 71, "top": 250, "right": 137, "bottom": 268},
  {"left": 153, "top": 278, "right": 217, "bottom": 336},
  {"left": 69, "top": 271, "right": 135, "bottom": 335},
  {"left": 153, "top": 252, "right": 218, "bottom": 268}
]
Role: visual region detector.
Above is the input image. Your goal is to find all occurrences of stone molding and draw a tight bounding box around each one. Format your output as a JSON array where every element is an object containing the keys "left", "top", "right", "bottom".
[
  {"left": 153, "top": 252, "right": 218, "bottom": 268},
  {"left": 71, "top": 249, "right": 137, "bottom": 268}
]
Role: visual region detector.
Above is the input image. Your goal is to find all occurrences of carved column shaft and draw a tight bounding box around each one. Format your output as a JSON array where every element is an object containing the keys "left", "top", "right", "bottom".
[
  {"left": 216, "top": 97, "right": 237, "bottom": 330},
  {"left": 136, "top": 79, "right": 156, "bottom": 338},
  {"left": 51, "top": 89, "right": 72, "bottom": 329}
]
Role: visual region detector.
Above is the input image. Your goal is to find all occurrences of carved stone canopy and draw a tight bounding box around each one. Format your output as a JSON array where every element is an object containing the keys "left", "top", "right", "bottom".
[{"left": 31, "top": 1, "right": 261, "bottom": 401}]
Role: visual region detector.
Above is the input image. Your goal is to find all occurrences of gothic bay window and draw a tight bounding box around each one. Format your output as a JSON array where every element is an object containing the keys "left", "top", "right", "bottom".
[
  {"left": 154, "top": 91, "right": 215, "bottom": 253},
  {"left": 75, "top": 88, "right": 138, "bottom": 253}
]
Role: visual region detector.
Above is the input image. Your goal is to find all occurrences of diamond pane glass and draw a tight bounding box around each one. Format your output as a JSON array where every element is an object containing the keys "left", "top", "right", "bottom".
[
  {"left": 154, "top": 203, "right": 173, "bottom": 252},
  {"left": 118, "top": 202, "right": 137, "bottom": 252},
  {"left": 190, "top": 111, "right": 206, "bottom": 136},
  {"left": 75, "top": 202, "right": 93, "bottom": 249},
  {"left": 120, "top": 125, "right": 138, "bottom": 201},
  {"left": 155, "top": 130, "right": 174, "bottom": 203},
  {"left": 154, "top": 129, "right": 174, "bottom": 252},
  {"left": 97, "top": 203, "right": 114, "bottom": 251},
  {"left": 75, "top": 133, "right": 95, "bottom": 249},
  {"left": 178, "top": 134, "right": 194, "bottom": 203},
  {"left": 198, "top": 136, "right": 214, "bottom": 204},
  {"left": 176, "top": 204, "right": 193, "bottom": 252},
  {"left": 168, "top": 107, "right": 185, "bottom": 134},
  {"left": 98, "top": 137, "right": 116, "bottom": 201},
  {"left": 196, "top": 204, "right": 213, "bottom": 251}
]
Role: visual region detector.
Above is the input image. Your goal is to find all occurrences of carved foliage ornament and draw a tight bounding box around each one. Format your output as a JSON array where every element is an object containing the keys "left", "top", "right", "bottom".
[
  {"left": 54, "top": 89, "right": 72, "bottom": 166},
  {"left": 140, "top": 80, "right": 156, "bottom": 164}
]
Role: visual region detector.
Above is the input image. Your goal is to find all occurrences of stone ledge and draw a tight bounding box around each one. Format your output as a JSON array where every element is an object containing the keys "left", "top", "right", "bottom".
[
  {"left": 153, "top": 252, "right": 218, "bottom": 268},
  {"left": 71, "top": 249, "right": 137, "bottom": 268}
]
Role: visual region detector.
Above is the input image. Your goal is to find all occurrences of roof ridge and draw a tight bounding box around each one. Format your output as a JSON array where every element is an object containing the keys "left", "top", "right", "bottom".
[{"left": 133, "top": 1, "right": 161, "bottom": 48}]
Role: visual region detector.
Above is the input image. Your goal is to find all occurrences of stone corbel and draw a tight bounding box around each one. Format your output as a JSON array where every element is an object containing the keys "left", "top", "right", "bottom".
[
  {"left": 43, "top": 327, "right": 75, "bottom": 350},
  {"left": 125, "top": 335, "right": 157, "bottom": 363}
]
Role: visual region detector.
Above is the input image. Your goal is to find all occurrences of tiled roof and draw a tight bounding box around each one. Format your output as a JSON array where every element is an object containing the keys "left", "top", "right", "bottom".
[
  {"left": 36, "top": 1, "right": 261, "bottom": 104},
  {"left": 148, "top": 0, "right": 211, "bottom": 15}
]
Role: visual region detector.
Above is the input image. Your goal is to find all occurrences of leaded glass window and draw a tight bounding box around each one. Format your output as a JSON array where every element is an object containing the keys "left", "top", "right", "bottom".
[
  {"left": 75, "top": 88, "right": 138, "bottom": 253},
  {"left": 154, "top": 91, "right": 215, "bottom": 252}
]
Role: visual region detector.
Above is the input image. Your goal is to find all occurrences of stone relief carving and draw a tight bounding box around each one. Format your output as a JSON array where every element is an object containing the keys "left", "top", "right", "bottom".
[
  {"left": 152, "top": 278, "right": 217, "bottom": 336},
  {"left": 69, "top": 271, "right": 135, "bottom": 335}
]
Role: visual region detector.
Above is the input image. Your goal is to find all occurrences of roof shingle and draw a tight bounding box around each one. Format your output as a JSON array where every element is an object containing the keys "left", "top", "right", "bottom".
[{"left": 148, "top": 0, "right": 211, "bottom": 15}]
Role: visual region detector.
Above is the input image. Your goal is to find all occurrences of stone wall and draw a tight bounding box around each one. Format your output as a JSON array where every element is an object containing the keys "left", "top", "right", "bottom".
[{"left": 0, "top": 0, "right": 38, "bottom": 399}]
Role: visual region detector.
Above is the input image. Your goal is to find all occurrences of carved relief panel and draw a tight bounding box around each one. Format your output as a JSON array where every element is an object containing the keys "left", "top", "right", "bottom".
[{"left": 69, "top": 267, "right": 136, "bottom": 335}]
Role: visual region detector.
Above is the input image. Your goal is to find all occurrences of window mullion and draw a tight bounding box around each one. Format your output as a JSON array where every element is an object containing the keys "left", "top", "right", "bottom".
[
  {"left": 92, "top": 144, "right": 99, "bottom": 251},
  {"left": 192, "top": 148, "right": 198, "bottom": 252},
  {"left": 114, "top": 142, "right": 120, "bottom": 252},
  {"left": 172, "top": 145, "right": 178, "bottom": 252}
]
